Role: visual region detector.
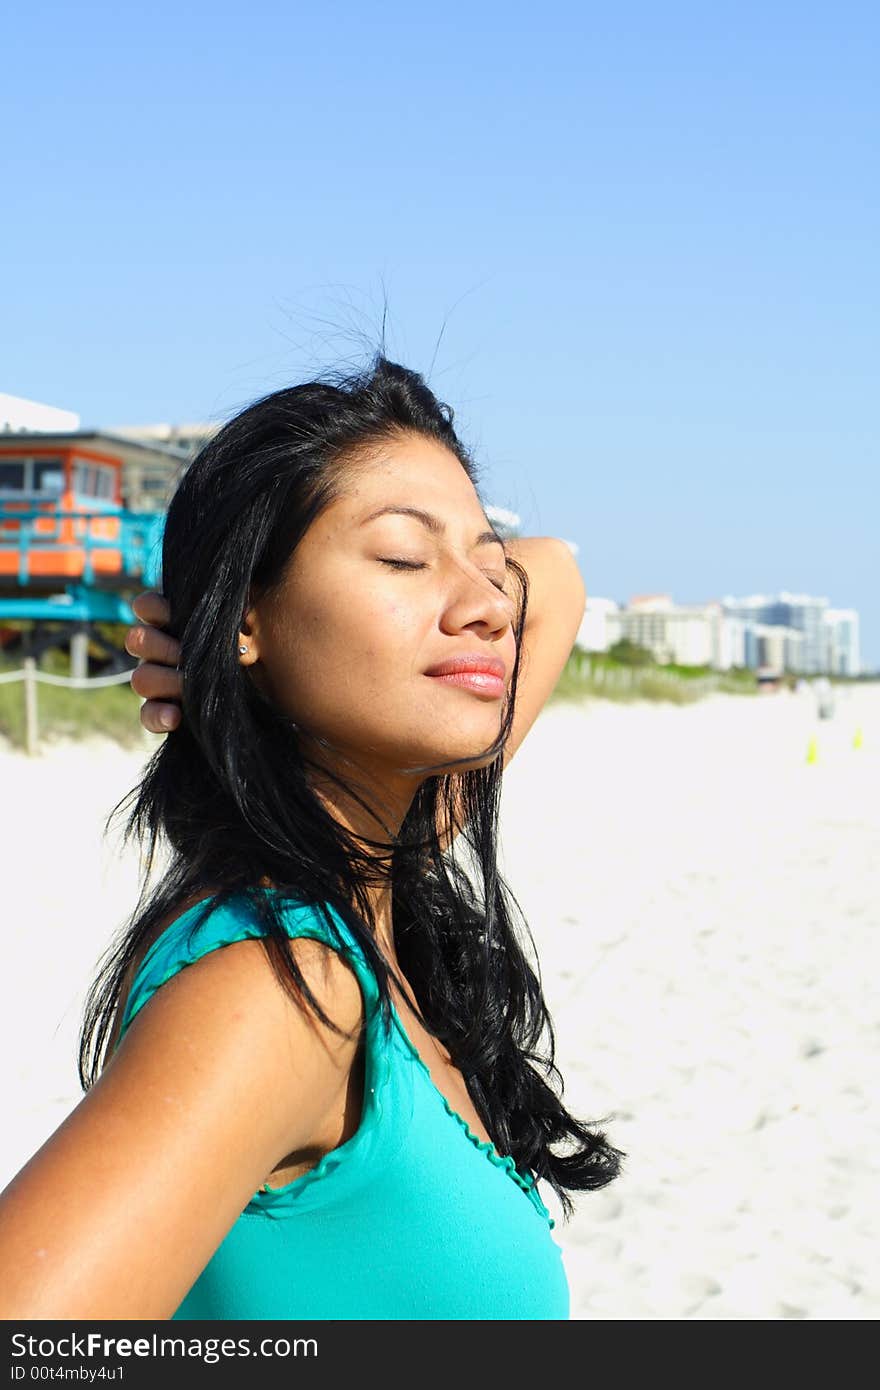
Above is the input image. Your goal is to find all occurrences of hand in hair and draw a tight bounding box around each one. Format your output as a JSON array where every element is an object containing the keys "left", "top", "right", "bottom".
[{"left": 126, "top": 591, "right": 183, "bottom": 734}]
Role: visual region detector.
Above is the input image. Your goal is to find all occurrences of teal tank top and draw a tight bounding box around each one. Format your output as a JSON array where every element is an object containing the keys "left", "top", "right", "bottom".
[{"left": 113, "top": 890, "right": 570, "bottom": 1320}]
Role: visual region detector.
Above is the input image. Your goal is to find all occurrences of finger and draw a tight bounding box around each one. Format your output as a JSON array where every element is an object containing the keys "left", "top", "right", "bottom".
[
  {"left": 125, "top": 622, "right": 182, "bottom": 668},
  {"left": 130, "top": 591, "right": 172, "bottom": 627},
  {"left": 130, "top": 662, "right": 184, "bottom": 703},
  {"left": 139, "top": 699, "right": 181, "bottom": 734}
]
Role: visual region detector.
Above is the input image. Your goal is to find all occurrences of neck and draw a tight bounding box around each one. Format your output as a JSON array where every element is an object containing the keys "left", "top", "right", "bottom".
[{"left": 300, "top": 743, "right": 425, "bottom": 970}]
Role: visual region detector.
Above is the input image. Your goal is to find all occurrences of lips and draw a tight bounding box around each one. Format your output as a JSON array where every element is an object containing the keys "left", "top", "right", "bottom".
[{"left": 423, "top": 652, "right": 507, "bottom": 679}]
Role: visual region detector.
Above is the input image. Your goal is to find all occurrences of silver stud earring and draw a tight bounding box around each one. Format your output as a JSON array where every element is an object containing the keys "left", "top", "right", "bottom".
[{"left": 239, "top": 644, "right": 248, "bottom": 654}]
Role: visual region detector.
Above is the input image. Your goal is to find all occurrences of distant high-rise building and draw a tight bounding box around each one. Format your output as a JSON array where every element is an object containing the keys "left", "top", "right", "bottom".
[
  {"left": 773, "top": 593, "right": 828, "bottom": 674},
  {"left": 576, "top": 596, "right": 620, "bottom": 652},
  {"left": 825, "top": 608, "right": 860, "bottom": 676},
  {"left": 621, "top": 595, "right": 727, "bottom": 668},
  {"left": 577, "top": 594, "right": 736, "bottom": 669},
  {"left": 573, "top": 589, "right": 861, "bottom": 677},
  {"left": 722, "top": 591, "right": 860, "bottom": 675}
]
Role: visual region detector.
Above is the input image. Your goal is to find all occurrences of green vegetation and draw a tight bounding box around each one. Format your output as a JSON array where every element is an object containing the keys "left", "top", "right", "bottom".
[
  {"left": 607, "top": 637, "right": 656, "bottom": 667},
  {"left": 548, "top": 644, "right": 760, "bottom": 707},
  {"left": 0, "top": 644, "right": 147, "bottom": 751}
]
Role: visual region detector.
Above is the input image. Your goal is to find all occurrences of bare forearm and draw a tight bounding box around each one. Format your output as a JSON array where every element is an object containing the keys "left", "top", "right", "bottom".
[
  {"left": 435, "top": 536, "right": 586, "bottom": 848},
  {"left": 503, "top": 536, "right": 586, "bottom": 630}
]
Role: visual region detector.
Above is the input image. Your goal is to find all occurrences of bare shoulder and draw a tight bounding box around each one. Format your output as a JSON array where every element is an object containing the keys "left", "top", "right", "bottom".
[
  {"left": 127, "top": 906, "right": 366, "bottom": 1036},
  {"left": 283, "top": 932, "right": 368, "bottom": 1043},
  {"left": 0, "top": 903, "right": 365, "bottom": 1319},
  {"left": 108, "top": 890, "right": 364, "bottom": 1052}
]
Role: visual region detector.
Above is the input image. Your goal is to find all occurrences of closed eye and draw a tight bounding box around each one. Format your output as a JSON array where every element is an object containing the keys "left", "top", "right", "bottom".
[{"left": 378, "top": 558, "right": 507, "bottom": 592}]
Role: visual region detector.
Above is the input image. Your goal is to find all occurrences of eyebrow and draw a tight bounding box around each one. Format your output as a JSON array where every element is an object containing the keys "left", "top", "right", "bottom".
[{"left": 360, "top": 505, "right": 507, "bottom": 551}]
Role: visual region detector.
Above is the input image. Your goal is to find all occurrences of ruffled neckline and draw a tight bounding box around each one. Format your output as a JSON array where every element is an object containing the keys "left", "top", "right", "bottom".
[{"left": 387, "top": 1003, "right": 554, "bottom": 1227}]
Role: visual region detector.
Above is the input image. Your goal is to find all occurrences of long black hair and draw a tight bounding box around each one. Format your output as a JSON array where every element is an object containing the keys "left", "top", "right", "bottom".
[{"left": 78, "top": 352, "right": 625, "bottom": 1217}]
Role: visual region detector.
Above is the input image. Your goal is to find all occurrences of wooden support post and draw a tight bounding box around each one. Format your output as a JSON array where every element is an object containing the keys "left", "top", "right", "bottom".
[
  {"left": 70, "top": 626, "right": 90, "bottom": 681},
  {"left": 24, "top": 656, "right": 38, "bottom": 756}
]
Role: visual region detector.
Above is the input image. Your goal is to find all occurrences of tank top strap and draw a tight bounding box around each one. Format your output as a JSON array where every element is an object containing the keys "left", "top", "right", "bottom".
[{"left": 114, "top": 890, "right": 381, "bottom": 1053}]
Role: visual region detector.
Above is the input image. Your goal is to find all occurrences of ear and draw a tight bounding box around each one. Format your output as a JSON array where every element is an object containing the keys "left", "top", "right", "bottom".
[{"left": 237, "top": 601, "right": 263, "bottom": 667}]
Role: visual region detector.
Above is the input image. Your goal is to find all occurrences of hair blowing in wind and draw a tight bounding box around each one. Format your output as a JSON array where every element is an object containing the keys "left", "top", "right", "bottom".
[{"left": 79, "top": 352, "right": 625, "bottom": 1218}]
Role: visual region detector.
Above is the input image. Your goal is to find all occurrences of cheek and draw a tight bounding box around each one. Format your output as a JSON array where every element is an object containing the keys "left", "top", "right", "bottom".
[
  {"left": 300, "top": 597, "right": 416, "bottom": 677},
  {"left": 382, "top": 599, "right": 411, "bottom": 632},
  {"left": 362, "top": 593, "right": 419, "bottom": 638}
]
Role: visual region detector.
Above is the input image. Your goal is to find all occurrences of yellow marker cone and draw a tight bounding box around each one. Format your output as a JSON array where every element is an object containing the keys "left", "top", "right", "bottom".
[
  {"left": 853, "top": 726, "right": 863, "bottom": 750},
  {"left": 806, "top": 736, "right": 819, "bottom": 764}
]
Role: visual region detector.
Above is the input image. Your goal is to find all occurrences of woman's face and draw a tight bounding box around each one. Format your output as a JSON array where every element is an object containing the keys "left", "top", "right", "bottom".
[{"left": 242, "top": 432, "right": 518, "bottom": 785}]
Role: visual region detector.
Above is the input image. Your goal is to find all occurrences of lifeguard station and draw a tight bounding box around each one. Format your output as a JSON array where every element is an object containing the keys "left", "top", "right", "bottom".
[{"left": 0, "top": 429, "right": 184, "bottom": 674}]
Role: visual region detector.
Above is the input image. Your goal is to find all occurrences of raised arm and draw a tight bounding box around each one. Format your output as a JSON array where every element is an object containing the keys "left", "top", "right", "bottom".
[
  {"left": 496, "top": 536, "right": 586, "bottom": 770},
  {"left": 0, "top": 935, "right": 363, "bottom": 1319},
  {"left": 434, "top": 536, "right": 586, "bottom": 849}
]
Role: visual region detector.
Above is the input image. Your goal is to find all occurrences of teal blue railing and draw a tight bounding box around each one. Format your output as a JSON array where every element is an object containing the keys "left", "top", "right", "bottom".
[
  {"left": 0, "top": 504, "right": 165, "bottom": 624},
  {"left": 0, "top": 505, "right": 165, "bottom": 588}
]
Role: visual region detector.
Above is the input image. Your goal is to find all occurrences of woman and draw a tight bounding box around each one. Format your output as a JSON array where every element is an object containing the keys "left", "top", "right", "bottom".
[{"left": 0, "top": 355, "right": 624, "bottom": 1320}]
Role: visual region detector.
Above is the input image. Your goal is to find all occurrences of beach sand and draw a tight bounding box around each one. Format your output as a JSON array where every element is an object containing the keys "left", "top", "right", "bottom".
[{"left": 1, "top": 682, "right": 877, "bottom": 1319}]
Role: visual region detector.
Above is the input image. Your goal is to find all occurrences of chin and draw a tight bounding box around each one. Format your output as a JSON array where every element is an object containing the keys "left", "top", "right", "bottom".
[
  {"left": 420, "top": 739, "right": 503, "bottom": 776},
  {"left": 389, "top": 707, "right": 506, "bottom": 776}
]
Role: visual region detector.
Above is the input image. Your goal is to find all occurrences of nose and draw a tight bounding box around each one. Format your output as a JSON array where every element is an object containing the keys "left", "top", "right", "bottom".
[{"left": 441, "top": 557, "right": 517, "bottom": 638}]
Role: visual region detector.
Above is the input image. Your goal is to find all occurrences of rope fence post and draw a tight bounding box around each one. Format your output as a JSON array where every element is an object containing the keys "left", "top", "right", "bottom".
[{"left": 23, "top": 656, "right": 39, "bottom": 757}]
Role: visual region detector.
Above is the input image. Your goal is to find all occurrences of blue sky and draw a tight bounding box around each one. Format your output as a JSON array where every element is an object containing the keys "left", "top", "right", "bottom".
[{"left": 3, "top": 1, "right": 877, "bottom": 667}]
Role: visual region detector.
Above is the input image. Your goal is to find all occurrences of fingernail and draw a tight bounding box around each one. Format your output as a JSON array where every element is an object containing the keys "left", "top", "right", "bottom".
[{"left": 160, "top": 710, "right": 176, "bottom": 730}]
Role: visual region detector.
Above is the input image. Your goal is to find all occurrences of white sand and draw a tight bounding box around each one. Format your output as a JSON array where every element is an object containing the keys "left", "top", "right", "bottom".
[{"left": 1, "top": 683, "right": 877, "bottom": 1320}]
